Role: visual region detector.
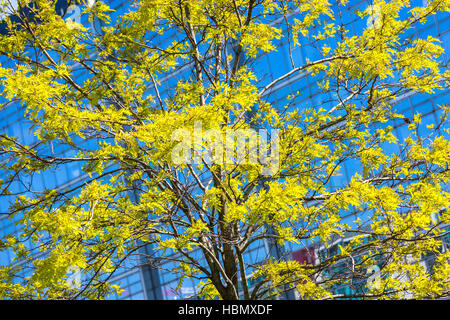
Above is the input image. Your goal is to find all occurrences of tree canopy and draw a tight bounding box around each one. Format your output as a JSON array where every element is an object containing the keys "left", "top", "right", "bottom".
[{"left": 0, "top": 0, "right": 449, "bottom": 300}]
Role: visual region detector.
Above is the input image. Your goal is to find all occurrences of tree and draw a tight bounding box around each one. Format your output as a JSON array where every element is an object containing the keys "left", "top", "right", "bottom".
[{"left": 0, "top": 0, "right": 449, "bottom": 300}]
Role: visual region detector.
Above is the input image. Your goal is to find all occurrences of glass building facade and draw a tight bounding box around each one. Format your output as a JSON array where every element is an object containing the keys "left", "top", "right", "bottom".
[
  {"left": 0, "top": 0, "right": 449, "bottom": 300},
  {"left": 0, "top": 0, "right": 160, "bottom": 301}
]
